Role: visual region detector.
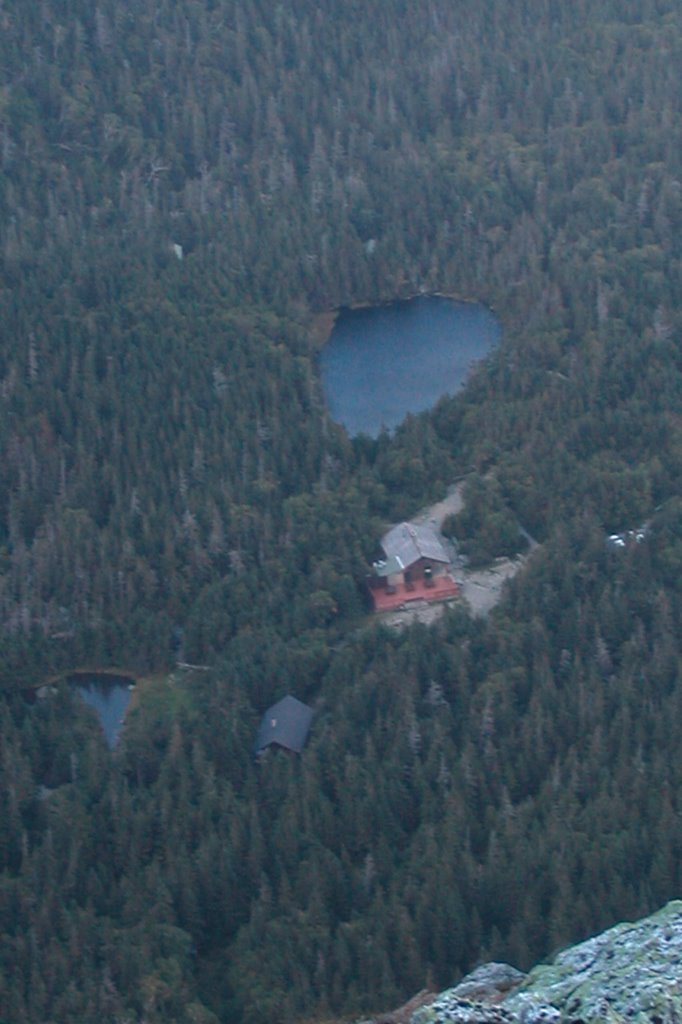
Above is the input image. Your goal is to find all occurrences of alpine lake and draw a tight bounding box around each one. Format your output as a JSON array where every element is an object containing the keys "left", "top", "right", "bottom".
[{"left": 319, "top": 295, "right": 500, "bottom": 436}]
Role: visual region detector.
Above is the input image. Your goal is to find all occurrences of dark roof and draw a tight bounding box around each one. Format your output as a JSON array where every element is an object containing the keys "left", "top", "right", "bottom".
[
  {"left": 254, "top": 695, "right": 313, "bottom": 755},
  {"left": 380, "top": 522, "right": 449, "bottom": 570}
]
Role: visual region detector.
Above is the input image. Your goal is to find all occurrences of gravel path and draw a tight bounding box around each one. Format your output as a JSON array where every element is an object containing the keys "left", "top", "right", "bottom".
[
  {"left": 459, "top": 558, "right": 525, "bottom": 617},
  {"left": 412, "top": 482, "right": 465, "bottom": 529}
]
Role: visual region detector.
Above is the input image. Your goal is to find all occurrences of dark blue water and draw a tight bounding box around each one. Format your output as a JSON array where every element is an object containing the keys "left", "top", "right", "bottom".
[
  {"left": 320, "top": 296, "right": 500, "bottom": 436},
  {"left": 72, "top": 674, "right": 133, "bottom": 748}
]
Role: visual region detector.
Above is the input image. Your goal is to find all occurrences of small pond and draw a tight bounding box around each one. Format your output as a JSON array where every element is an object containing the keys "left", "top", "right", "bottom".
[
  {"left": 70, "top": 673, "right": 135, "bottom": 748},
  {"left": 319, "top": 295, "right": 500, "bottom": 437}
]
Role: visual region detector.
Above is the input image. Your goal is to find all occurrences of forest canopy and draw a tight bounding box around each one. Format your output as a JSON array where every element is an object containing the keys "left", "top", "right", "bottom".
[{"left": 2, "top": 1, "right": 682, "bottom": 1022}]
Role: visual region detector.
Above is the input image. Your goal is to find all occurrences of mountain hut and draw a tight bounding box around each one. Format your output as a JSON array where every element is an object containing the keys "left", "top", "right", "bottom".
[{"left": 254, "top": 695, "right": 313, "bottom": 756}]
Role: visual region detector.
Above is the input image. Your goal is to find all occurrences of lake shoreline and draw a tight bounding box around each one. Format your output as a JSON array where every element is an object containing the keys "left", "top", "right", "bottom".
[{"left": 309, "top": 291, "right": 488, "bottom": 351}]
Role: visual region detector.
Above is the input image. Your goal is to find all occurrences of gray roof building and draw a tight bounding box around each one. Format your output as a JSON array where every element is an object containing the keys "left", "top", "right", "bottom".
[
  {"left": 254, "top": 695, "right": 313, "bottom": 755},
  {"left": 380, "top": 522, "right": 449, "bottom": 570}
]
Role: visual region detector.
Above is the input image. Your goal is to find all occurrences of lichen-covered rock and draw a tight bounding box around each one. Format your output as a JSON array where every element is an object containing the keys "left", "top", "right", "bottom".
[
  {"left": 504, "top": 899, "right": 682, "bottom": 1023},
  {"left": 412, "top": 963, "right": 525, "bottom": 1024},
  {"left": 411, "top": 901, "right": 682, "bottom": 1024},
  {"left": 413, "top": 994, "right": 516, "bottom": 1024},
  {"left": 450, "top": 964, "right": 526, "bottom": 1003}
]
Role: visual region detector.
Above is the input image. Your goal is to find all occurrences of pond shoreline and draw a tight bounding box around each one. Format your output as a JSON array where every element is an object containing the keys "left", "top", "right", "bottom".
[
  {"left": 308, "top": 291, "right": 488, "bottom": 351},
  {"left": 29, "top": 668, "right": 148, "bottom": 748},
  {"left": 74, "top": 674, "right": 135, "bottom": 748},
  {"left": 42, "top": 665, "right": 141, "bottom": 688}
]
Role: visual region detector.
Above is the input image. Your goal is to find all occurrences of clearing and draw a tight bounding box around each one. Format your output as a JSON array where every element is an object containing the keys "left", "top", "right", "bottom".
[{"left": 378, "top": 482, "right": 536, "bottom": 628}]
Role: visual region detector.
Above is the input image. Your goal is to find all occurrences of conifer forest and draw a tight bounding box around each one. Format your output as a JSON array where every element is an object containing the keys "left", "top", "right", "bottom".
[{"left": 3, "top": 1, "right": 682, "bottom": 1021}]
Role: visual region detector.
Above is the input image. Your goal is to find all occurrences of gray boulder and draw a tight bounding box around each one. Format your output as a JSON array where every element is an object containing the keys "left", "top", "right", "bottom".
[
  {"left": 412, "top": 964, "right": 525, "bottom": 1024},
  {"left": 412, "top": 901, "right": 682, "bottom": 1024},
  {"left": 505, "top": 899, "right": 682, "bottom": 1023},
  {"left": 451, "top": 963, "right": 526, "bottom": 1002}
]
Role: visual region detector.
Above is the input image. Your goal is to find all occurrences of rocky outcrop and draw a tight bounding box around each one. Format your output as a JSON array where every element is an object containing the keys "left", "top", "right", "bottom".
[
  {"left": 412, "top": 901, "right": 682, "bottom": 1024},
  {"left": 412, "top": 967, "right": 526, "bottom": 1024},
  {"left": 448, "top": 964, "right": 526, "bottom": 1003}
]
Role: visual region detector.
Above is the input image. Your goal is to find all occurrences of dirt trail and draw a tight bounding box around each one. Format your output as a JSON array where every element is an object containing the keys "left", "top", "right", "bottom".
[{"left": 412, "top": 482, "right": 465, "bottom": 530}]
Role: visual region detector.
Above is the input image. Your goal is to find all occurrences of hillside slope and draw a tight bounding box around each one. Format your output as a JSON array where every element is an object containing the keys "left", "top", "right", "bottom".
[{"left": 3, "top": 2, "right": 682, "bottom": 1023}]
